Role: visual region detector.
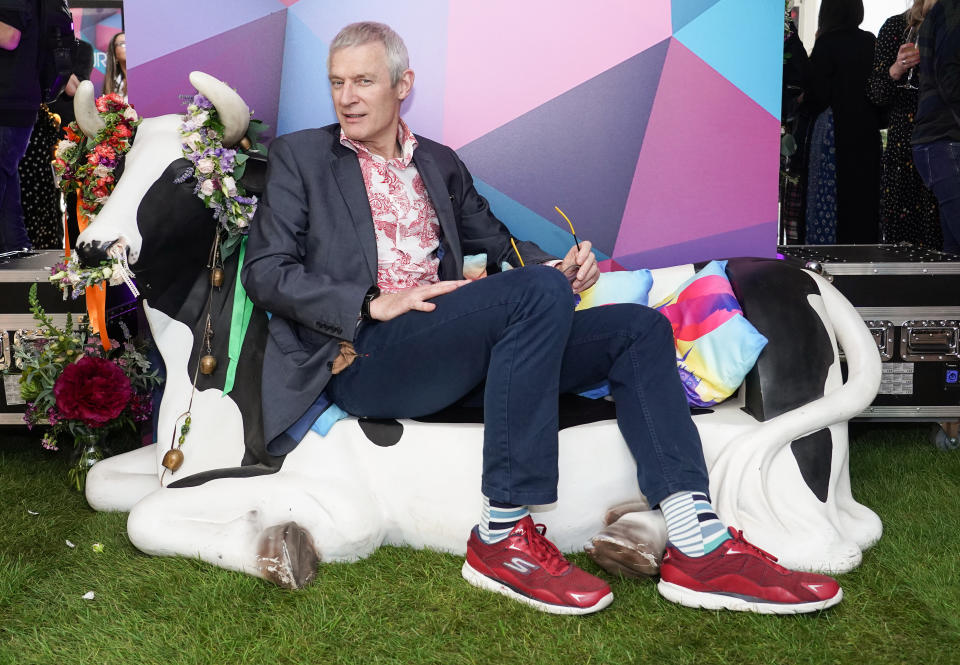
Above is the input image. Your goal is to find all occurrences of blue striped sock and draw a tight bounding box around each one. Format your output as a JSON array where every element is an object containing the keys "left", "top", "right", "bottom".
[
  {"left": 660, "top": 491, "right": 731, "bottom": 557},
  {"left": 479, "top": 496, "right": 529, "bottom": 545}
]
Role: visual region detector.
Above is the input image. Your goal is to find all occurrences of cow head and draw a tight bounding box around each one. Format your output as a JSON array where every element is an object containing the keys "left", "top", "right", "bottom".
[{"left": 73, "top": 73, "right": 252, "bottom": 298}]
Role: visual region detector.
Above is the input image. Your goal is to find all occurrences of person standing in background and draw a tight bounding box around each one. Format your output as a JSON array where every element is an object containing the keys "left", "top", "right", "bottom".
[
  {"left": 802, "top": 0, "right": 883, "bottom": 245},
  {"left": 0, "top": 0, "right": 40, "bottom": 253},
  {"left": 103, "top": 31, "right": 126, "bottom": 98},
  {"left": 868, "top": 0, "right": 942, "bottom": 249},
  {"left": 912, "top": 0, "right": 960, "bottom": 255}
]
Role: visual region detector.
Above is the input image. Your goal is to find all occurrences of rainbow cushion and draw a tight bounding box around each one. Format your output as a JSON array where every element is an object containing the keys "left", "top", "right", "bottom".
[{"left": 653, "top": 260, "right": 767, "bottom": 407}]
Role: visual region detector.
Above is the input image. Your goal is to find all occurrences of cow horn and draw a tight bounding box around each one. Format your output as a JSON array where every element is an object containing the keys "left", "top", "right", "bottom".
[
  {"left": 74, "top": 80, "right": 105, "bottom": 137},
  {"left": 189, "top": 71, "right": 250, "bottom": 147}
]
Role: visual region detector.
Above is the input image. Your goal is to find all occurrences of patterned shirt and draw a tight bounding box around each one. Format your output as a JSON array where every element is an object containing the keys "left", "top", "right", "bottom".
[{"left": 340, "top": 121, "right": 441, "bottom": 293}]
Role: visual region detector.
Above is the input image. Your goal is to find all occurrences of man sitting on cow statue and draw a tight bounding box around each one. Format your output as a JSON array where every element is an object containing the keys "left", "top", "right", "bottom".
[{"left": 239, "top": 21, "right": 843, "bottom": 616}]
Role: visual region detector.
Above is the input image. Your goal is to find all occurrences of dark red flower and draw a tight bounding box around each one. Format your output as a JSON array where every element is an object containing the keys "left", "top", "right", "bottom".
[{"left": 54, "top": 356, "right": 133, "bottom": 428}]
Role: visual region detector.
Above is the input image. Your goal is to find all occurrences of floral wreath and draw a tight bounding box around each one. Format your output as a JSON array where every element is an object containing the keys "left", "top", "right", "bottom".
[
  {"left": 174, "top": 92, "right": 266, "bottom": 257},
  {"left": 51, "top": 93, "right": 141, "bottom": 297}
]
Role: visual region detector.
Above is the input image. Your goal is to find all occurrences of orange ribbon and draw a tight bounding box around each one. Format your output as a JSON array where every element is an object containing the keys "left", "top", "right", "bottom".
[{"left": 71, "top": 200, "right": 111, "bottom": 350}]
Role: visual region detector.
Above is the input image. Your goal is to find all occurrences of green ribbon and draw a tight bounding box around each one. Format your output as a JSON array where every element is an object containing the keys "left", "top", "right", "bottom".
[{"left": 222, "top": 236, "right": 254, "bottom": 397}]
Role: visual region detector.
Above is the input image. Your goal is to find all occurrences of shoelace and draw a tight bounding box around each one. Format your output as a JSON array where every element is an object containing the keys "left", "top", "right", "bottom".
[
  {"left": 524, "top": 523, "right": 571, "bottom": 575},
  {"left": 731, "top": 529, "right": 786, "bottom": 568}
]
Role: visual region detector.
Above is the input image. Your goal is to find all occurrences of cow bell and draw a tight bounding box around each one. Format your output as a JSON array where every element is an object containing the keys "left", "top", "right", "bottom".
[
  {"left": 162, "top": 448, "right": 184, "bottom": 472},
  {"left": 211, "top": 267, "right": 224, "bottom": 287},
  {"left": 199, "top": 354, "right": 217, "bottom": 375}
]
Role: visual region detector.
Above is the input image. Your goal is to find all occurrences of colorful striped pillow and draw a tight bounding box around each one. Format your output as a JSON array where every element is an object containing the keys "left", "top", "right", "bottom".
[{"left": 653, "top": 260, "right": 767, "bottom": 407}]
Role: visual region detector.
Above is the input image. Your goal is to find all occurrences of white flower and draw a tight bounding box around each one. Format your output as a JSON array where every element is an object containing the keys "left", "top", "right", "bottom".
[
  {"left": 235, "top": 216, "right": 249, "bottom": 228},
  {"left": 93, "top": 165, "right": 111, "bottom": 178},
  {"left": 200, "top": 179, "right": 216, "bottom": 196},
  {"left": 222, "top": 176, "right": 237, "bottom": 197},
  {"left": 54, "top": 140, "right": 76, "bottom": 159},
  {"left": 123, "top": 106, "right": 138, "bottom": 122},
  {"left": 184, "top": 132, "right": 203, "bottom": 150},
  {"left": 197, "top": 158, "right": 215, "bottom": 175},
  {"left": 194, "top": 110, "right": 209, "bottom": 125}
]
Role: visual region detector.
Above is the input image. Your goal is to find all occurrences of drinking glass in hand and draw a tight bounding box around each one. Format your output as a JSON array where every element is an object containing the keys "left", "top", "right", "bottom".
[{"left": 899, "top": 24, "right": 920, "bottom": 90}]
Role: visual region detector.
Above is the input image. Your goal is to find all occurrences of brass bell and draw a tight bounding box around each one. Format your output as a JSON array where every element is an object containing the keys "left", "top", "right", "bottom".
[
  {"left": 199, "top": 354, "right": 217, "bottom": 374},
  {"left": 162, "top": 448, "right": 184, "bottom": 471},
  {"left": 239, "top": 136, "right": 252, "bottom": 150},
  {"left": 211, "top": 267, "right": 224, "bottom": 287}
]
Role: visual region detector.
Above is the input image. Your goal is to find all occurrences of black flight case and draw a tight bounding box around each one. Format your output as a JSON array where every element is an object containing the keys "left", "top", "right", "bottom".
[
  {"left": 779, "top": 244, "right": 960, "bottom": 448},
  {"left": 0, "top": 250, "right": 86, "bottom": 427}
]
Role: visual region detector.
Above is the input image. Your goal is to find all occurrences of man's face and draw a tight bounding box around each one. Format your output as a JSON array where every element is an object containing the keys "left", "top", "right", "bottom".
[{"left": 328, "top": 42, "right": 413, "bottom": 156}]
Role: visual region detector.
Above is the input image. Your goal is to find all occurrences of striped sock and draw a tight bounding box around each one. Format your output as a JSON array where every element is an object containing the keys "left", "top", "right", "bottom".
[
  {"left": 660, "top": 491, "right": 731, "bottom": 557},
  {"left": 478, "top": 496, "right": 529, "bottom": 545}
]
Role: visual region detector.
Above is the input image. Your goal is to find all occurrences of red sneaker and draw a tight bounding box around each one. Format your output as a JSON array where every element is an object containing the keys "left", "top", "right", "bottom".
[
  {"left": 462, "top": 516, "right": 613, "bottom": 615},
  {"left": 658, "top": 527, "right": 842, "bottom": 614}
]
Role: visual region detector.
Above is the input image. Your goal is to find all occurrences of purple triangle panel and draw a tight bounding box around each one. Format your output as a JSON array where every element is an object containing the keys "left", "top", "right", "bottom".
[
  {"left": 126, "top": 0, "right": 286, "bottom": 67},
  {"left": 613, "top": 221, "right": 778, "bottom": 270},
  {"left": 457, "top": 40, "right": 670, "bottom": 257},
  {"left": 128, "top": 12, "right": 287, "bottom": 141}
]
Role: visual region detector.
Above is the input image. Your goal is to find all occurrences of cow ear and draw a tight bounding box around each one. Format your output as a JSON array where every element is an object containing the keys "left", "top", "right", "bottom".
[
  {"left": 238, "top": 154, "right": 268, "bottom": 195},
  {"left": 189, "top": 71, "right": 250, "bottom": 147},
  {"left": 74, "top": 80, "right": 105, "bottom": 137}
]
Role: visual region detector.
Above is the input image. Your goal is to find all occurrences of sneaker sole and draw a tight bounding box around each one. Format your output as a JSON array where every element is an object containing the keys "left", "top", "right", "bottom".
[
  {"left": 461, "top": 561, "right": 613, "bottom": 616},
  {"left": 657, "top": 580, "right": 843, "bottom": 615}
]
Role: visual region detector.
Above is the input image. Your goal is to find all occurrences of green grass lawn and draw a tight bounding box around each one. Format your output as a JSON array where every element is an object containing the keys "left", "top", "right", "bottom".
[{"left": 1, "top": 424, "right": 958, "bottom": 665}]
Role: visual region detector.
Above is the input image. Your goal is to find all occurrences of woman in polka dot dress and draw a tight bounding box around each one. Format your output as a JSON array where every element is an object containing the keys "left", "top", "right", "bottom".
[
  {"left": 17, "top": 106, "right": 63, "bottom": 249},
  {"left": 867, "top": 1, "right": 942, "bottom": 249}
]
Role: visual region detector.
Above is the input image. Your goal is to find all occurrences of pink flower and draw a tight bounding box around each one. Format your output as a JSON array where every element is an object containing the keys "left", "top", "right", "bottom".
[{"left": 197, "top": 158, "right": 215, "bottom": 175}]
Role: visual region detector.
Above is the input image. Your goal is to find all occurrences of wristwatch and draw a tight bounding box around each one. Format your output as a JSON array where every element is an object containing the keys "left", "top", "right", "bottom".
[{"left": 360, "top": 285, "right": 380, "bottom": 321}]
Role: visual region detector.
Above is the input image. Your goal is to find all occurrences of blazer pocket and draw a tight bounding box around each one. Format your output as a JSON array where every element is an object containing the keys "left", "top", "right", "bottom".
[{"left": 268, "top": 321, "right": 306, "bottom": 355}]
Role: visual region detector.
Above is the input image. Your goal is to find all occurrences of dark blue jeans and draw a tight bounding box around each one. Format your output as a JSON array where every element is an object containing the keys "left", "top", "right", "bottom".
[
  {"left": 326, "top": 265, "right": 709, "bottom": 507},
  {"left": 913, "top": 140, "right": 960, "bottom": 254},
  {"left": 0, "top": 124, "right": 34, "bottom": 252}
]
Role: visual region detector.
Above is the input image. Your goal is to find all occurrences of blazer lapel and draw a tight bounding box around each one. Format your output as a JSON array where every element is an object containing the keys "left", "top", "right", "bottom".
[
  {"left": 331, "top": 152, "right": 378, "bottom": 283},
  {"left": 413, "top": 149, "right": 463, "bottom": 279}
]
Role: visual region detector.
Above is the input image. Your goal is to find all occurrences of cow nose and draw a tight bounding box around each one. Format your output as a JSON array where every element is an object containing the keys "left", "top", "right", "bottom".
[{"left": 76, "top": 239, "right": 117, "bottom": 268}]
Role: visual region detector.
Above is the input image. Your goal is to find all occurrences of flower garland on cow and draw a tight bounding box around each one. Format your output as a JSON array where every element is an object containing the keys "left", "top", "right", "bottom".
[
  {"left": 157, "top": 82, "right": 267, "bottom": 475},
  {"left": 12, "top": 284, "right": 161, "bottom": 490},
  {"left": 51, "top": 93, "right": 141, "bottom": 348}
]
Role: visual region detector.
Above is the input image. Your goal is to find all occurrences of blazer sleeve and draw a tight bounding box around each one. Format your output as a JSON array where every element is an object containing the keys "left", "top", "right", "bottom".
[
  {"left": 241, "top": 136, "right": 369, "bottom": 340},
  {"left": 451, "top": 150, "right": 557, "bottom": 269}
]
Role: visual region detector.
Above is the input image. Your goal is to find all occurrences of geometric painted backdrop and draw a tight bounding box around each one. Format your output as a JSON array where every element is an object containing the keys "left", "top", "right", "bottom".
[{"left": 127, "top": 0, "right": 781, "bottom": 269}]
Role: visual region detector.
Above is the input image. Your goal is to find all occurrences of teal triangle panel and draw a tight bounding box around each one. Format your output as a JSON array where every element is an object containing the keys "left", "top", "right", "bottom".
[{"left": 671, "top": 0, "right": 723, "bottom": 32}]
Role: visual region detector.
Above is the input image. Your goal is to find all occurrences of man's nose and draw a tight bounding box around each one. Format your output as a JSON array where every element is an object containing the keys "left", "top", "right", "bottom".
[{"left": 340, "top": 81, "right": 359, "bottom": 103}]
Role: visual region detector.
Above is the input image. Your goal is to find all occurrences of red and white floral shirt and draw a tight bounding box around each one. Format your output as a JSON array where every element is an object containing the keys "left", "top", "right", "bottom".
[{"left": 340, "top": 121, "right": 441, "bottom": 293}]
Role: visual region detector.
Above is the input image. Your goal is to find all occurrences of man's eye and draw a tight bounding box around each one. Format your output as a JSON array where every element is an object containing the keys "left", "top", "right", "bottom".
[
  {"left": 359, "top": 79, "right": 372, "bottom": 85},
  {"left": 331, "top": 81, "right": 343, "bottom": 88}
]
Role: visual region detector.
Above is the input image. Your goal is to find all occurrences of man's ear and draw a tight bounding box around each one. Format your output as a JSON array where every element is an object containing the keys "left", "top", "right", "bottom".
[{"left": 397, "top": 69, "right": 414, "bottom": 101}]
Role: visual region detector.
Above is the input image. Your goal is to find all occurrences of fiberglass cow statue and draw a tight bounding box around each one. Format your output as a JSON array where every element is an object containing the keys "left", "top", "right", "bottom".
[{"left": 75, "top": 72, "right": 883, "bottom": 590}]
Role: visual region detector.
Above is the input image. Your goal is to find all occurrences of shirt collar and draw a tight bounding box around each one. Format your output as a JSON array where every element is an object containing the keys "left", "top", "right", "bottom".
[{"left": 339, "top": 119, "right": 418, "bottom": 166}]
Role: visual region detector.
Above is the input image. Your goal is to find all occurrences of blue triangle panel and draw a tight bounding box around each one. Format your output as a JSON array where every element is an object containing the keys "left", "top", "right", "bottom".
[
  {"left": 458, "top": 40, "right": 670, "bottom": 257},
  {"left": 671, "top": 0, "right": 723, "bottom": 33},
  {"left": 674, "top": 0, "right": 783, "bottom": 117},
  {"left": 277, "top": 12, "right": 334, "bottom": 136},
  {"left": 474, "top": 180, "right": 610, "bottom": 262}
]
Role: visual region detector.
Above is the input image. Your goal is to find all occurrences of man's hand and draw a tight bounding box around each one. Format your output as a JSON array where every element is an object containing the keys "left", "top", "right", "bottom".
[
  {"left": 369, "top": 280, "right": 471, "bottom": 322},
  {"left": 559, "top": 240, "right": 599, "bottom": 294}
]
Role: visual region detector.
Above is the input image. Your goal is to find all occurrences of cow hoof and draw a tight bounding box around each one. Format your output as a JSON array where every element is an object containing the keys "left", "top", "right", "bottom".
[
  {"left": 586, "top": 510, "right": 666, "bottom": 579},
  {"left": 256, "top": 522, "right": 320, "bottom": 589}
]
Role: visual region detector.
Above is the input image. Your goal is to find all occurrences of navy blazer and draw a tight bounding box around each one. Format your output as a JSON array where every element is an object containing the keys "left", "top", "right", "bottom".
[{"left": 241, "top": 124, "right": 555, "bottom": 449}]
